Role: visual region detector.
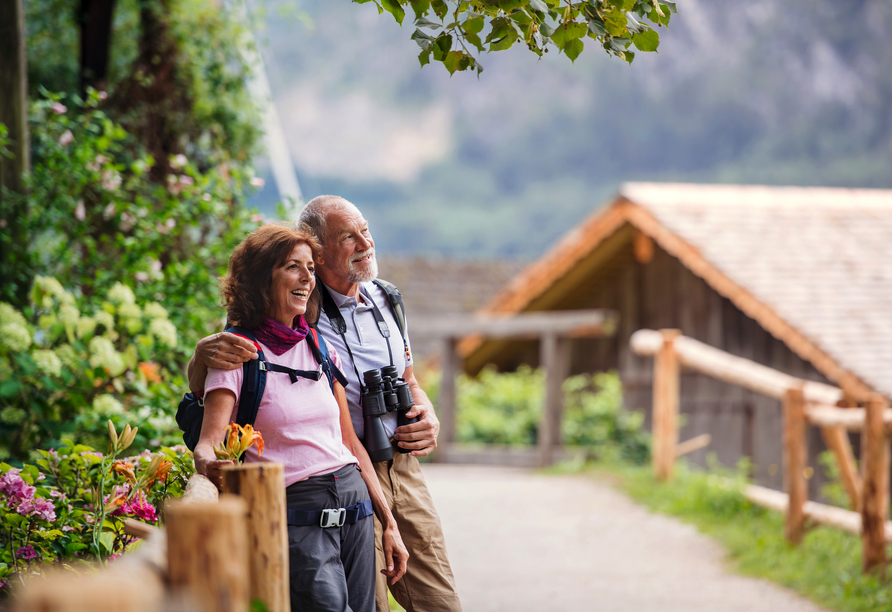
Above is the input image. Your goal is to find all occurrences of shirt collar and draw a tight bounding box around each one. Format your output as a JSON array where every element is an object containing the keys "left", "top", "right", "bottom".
[{"left": 323, "top": 281, "right": 373, "bottom": 309}]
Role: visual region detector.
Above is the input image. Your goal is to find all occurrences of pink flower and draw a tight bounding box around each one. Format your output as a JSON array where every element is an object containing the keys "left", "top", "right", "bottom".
[
  {"left": 134, "top": 272, "right": 149, "bottom": 282},
  {"left": 17, "top": 496, "right": 56, "bottom": 522},
  {"left": 178, "top": 175, "right": 194, "bottom": 186},
  {"left": 0, "top": 219, "right": 6, "bottom": 228},
  {"left": 50, "top": 102, "right": 67, "bottom": 115},
  {"left": 249, "top": 177, "right": 265, "bottom": 188},
  {"left": 251, "top": 213, "right": 264, "bottom": 223},
  {"left": 103, "top": 203, "right": 117, "bottom": 219},
  {"left": 0, "top": 469, "right": 34, "bottom": 504},
  {"left": 16, "top": 545, "right": 38, "bottom": 560},
  {"left": 59, "top": 130, "right": 74, "bottom": 146},
  {"left": 74, "top": 200, "right": 86, "bottom": 221},
  {"left": 80, "top": 451, "right": 103, "bottom": 460},
  {"left": 98, "top": 91, "right": 108, "bottom": 100}
]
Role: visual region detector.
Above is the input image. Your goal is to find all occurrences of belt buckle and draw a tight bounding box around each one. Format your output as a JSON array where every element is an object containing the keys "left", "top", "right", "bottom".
[{"left": 320, "top": 508, "right": 346, "bottom": 528}]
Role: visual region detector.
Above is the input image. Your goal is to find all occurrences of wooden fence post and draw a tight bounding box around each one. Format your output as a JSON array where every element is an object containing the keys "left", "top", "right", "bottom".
[
  {"left": 538, "top": 333, "right": 570, "bottom": 466},
  {"left": 820, "top": 425, "right": 862, "bottom": 512},
  {"left": 783, "top": 386, "right": 807, "bottom": 545},
  {"left": 167, "top": 495, "right": 250, "bottom": 612},
  {"left": 438, "top": 336, "right": 459, "bottom": 456},
  {"left": 13, "top": 571, "right": 162, "bottom": 612},
  {"left": 222, "top": 463, "right": 289, "bottom": 612},
  {"left": 652, "top": 329, "right": 681, "bottom": 481},
  {"left": 861, "top": 393, "right": 889, "bottom": 575}
]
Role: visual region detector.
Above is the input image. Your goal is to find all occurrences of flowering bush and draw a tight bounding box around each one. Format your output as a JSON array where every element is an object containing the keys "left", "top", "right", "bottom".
[
  {"left": 0, "top": 276, "right": 186, "bottom": 460},
  {"left": 0, "top": 92, "right": 265, "bottom": 357},
  {"left": 0, "top": 421, "right": 193, "bottom": 592}
]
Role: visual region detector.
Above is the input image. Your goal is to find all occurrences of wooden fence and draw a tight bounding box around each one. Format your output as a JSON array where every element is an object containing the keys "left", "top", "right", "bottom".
[
  {"left": 631, "top": 328, "right": 891, "bottom": 575},
  {"left": 14, "top": 463, "right": 289, "bottom": 612}
]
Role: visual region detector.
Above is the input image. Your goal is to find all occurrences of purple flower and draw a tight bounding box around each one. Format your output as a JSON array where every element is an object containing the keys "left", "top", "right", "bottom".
[
  {"left": 17, "top": 545, "right": 38, "bottom": 560},
  {"left": 50, "top": 102, "right": 67, "bottom": 115},
  {"left": 59, "top": 130, "right": 74, "bottom": 146},
  {"left": 0, "top": 469, "right": 35, "bottom": 505},
  {"left": 17, "top": 496, "right": 56, "bottom": 522}
]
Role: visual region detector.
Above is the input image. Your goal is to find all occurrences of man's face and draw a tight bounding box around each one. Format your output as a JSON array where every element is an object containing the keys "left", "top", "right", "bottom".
[{"left": 320, "top": 203, "right": 378, "bottom": 284}]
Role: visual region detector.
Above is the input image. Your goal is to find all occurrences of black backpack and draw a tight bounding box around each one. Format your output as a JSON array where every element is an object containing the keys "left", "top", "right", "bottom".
[{"left": 176, "top": 325, "right": 347, "bottom": 451}]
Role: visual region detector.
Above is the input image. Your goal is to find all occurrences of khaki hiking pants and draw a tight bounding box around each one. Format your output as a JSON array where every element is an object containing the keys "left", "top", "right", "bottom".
[{"left": 373, "top": 453, "right": 462, "bottom": 612}]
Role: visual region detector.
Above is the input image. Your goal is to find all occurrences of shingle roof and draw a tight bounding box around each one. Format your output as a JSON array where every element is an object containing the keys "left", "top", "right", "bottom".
[
  {"left": 621, "top": 183, "right": 892, "bottom": 398},
  {"left": 472, "top": 183, "right": 892, "bottom": 398}
]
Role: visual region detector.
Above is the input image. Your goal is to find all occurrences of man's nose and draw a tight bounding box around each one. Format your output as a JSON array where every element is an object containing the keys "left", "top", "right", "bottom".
[{"left": 357, "top": 232, "right": 372, "bottom": 251}]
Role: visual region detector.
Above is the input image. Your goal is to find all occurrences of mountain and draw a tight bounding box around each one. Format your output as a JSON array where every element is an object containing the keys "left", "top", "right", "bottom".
[{"left": 250, "top": 0, "right": 892, "bottom": 258}]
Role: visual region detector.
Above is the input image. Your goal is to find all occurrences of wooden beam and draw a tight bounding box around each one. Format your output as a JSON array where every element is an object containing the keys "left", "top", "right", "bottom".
[
  {"left": 222, "top": 463, "right": 289, "bottom": 612},
  {"left": 806, "top": 403, "right": 892, "bottom": 432},
  {"left": 436, "top": 337, "right": 460, "bottom": 457},
  {"left": 652, "top": 330, "right": 681, "bottom": 481},
  {"left": 783, "top": 386, "right": 807, "bottom": 545},
  {"left": 631, "top": 329, "right": 843, "bottom": 404},
  {"left": 167, "top": 495, "right": 250, "bottom": 612},
  {"left": 414, "top": 309, "right": 618, "bottom": 341},
  {"left": 538, "top": 333, "right": 570, "bottom": 466},
  {"left": 820, "top": 426, "right": 862, "bottom": 512},
  {"left": 744, "top": 484, "right": 892, "bottom": 541},
  {"left": 862, "top": 394, "right": 889, "bottom": 575},
  {"left": 675, "top": 433, "right": 711, "bottom": 458}
]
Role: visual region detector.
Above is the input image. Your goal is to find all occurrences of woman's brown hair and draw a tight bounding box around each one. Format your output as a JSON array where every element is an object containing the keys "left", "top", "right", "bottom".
[{"left": 220, "top": 222, "right": 321, "bottom": 329}]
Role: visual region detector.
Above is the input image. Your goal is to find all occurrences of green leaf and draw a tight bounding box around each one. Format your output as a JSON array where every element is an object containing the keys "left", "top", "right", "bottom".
[
  {"left": 430, "top": 0, "right": 448, "bottom": 18},
  {"left": 631, "top": 28, "right": 659, "bottom": 52},
  {"left": 443, "top": 51, "right": 464, "bottom": 75},
  {"left": 412, "top": 28, "right": 434, "bottom": 47},
  {"left": 550, "top": 21, "right": 586, "bottom": 50},
  {"left": 409, "top": 0, "right": 431, "bottom": 18},
  {"left": 433, "top": 33, "right": 453, "bottom": 61},
  {"left": 0, "top": 380, "right": 20, "bottom": 398},
  {"left": 381, "top": 0, "right": 406, "bottom": 24},
  {"left": 564, "top": 37, "right": 583, "bottom": 61},
  {"left": 587, "top": 15, "right": 607, "bottom": 38},
  {"left": 418, "top": 46, "right": 433, "bottom": 66},
  {"left": 415, "top": 16, "right": 441, "bottom": 29},
  {"left": 464, "top": 30, "right": 484, "bottom": 52},
  {"left": 485, "top": 17, "right": 511, "bottom": 44},
  {"left": 464, "top": 16, "right": 485, "bottom": 33},
  {"left": 498, "top": 0, "right": 528, "bottom": 10},
  {"left": 528, "top": 0, "right": 548, "bottom": 13},
  {"left": 606, "top": 0, "right": 635, "bottom": 10}
]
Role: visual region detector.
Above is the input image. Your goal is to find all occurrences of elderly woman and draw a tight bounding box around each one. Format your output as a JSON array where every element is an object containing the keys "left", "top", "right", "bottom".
[{"left": 193, "top": 223, "right": 407, "bottom": 612}]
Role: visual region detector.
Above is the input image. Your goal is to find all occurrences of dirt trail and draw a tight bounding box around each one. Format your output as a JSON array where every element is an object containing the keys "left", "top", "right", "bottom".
[{"left": 421, "top": 464, "right": 829, "bottom": 612}]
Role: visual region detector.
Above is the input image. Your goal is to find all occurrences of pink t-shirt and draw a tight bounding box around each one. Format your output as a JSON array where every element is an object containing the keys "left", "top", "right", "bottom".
[{"left": 204, "top": 338, "right": 357, "bottom": 487}]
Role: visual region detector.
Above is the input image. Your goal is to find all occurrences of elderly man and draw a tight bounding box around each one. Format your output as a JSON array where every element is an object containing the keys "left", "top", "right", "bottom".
[{"left": 187, "top": 196, "right": 462, "bottom": 612}]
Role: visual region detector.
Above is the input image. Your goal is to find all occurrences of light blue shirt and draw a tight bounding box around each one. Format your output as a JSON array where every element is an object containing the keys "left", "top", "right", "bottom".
[{"left": 314, "top": 281, "right": 413, "bottom": 441}]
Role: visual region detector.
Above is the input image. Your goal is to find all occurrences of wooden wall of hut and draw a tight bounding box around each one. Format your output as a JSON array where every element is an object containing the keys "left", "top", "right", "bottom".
[{"left": 473, "top": 223, "right": 837, "bottom": 497}]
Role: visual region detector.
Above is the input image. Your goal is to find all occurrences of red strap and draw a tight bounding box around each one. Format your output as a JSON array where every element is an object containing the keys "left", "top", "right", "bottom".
[{"left": 231, "top": 332, "right": 262, "bottom": 354}]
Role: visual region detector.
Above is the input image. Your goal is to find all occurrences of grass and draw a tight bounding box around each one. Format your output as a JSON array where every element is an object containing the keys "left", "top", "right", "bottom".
[{"left": 556, "top": 459, "right": 892, "bottom": 612}]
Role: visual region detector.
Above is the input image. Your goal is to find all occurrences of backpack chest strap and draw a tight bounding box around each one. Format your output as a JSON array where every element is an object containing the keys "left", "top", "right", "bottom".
[{"left": 262, "top": 361, "right": 322, "bottom": 384}]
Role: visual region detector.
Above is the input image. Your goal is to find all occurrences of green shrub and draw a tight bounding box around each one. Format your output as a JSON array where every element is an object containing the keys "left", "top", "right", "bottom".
[
  {"left": 423, "top": 367, "right": 650, "bottom": 462},
  {"left": 0, "top": 276, "right": 187, "bottom": 460}
]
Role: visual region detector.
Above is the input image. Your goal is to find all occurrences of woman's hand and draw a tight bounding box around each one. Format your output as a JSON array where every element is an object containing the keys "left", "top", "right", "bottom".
[
  {"left": 380, "top": 522, "right": 409, "bottom": 585},
  {"left": 194, "top": 453, "right": 235, "bottom": 489}
]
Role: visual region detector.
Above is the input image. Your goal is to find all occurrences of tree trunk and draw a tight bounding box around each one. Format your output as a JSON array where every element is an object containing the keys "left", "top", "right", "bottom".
[
  {"left": 0, "top": 0, "right": 32, "bottom": 306},
  {"left": 79, "top": 0, "right": 118, "bottom": 96}
]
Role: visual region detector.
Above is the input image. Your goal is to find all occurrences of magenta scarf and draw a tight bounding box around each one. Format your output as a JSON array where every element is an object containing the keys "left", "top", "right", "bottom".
[{"left": 251, "top": 315, "right": 309, "bottom": 356}]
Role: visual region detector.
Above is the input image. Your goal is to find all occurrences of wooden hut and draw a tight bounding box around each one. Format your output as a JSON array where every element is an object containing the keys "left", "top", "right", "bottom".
[{"left": 461, "top": 183, "right": 892, "bottom": 492}]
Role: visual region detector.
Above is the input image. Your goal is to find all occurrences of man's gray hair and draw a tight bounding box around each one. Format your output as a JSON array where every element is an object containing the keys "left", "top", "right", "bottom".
[{"left": 298, "top": 195, "right": 353, "bottom": 248}]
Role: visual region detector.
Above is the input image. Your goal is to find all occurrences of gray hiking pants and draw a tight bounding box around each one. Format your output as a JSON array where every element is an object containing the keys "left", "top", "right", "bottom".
[{"left": 286, "top": 464, "right": 375, "bottom": 612}]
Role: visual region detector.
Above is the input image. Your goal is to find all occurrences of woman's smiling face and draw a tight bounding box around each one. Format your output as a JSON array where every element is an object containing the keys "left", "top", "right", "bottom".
[{"left": 269, "top": 242, "right": 315, "bottom": 327}]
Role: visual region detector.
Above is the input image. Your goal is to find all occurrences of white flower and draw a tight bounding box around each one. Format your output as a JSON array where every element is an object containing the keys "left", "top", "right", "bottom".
[
  {"left": 50, "top": 102, "right": 67, "bottom": 115},
  {"left": 74, "top": 200, "right": 86, "bottom": 221},
  {"left": 178, "top": 175, "right": 194, "bottom": 186},
  {"left": 59, "top": 303, "right": 80, "bottom": 327},
  {"left": 134, "top": 272, "right": 149, "bottom": 283},
  {"left": 249, "top": 177, "right": 265, "bottom": 188},
  {"left": 98, "top": 91, "right": 108, "bottom": 101},
  {"left": 55, "top": 344, "right": 80, "bottom": 369},
  {"left": 143, "top": 302, "right": 168, "bottom": 320},
  {"left": 0, "top": 322, "right": 31, "bottom": 352},
  {"left": 32, "top": 350, "right": 62, "bottom": 377},
  {"left": 171, "top": 154, "right": 188, "bottom": 169},
  {"left": 88, "top": 336, "right": 125, "bottom": 375},
  {"left": 35, "top": 276, "right": 74, "bottom": 304},
  {"left": 165, "top": 218, "right": 175, "bottom": 229},
  {"left": 149, "top": 318, "right": 178, "bottom": 348},
  {"left": 93, "top": 311, "right": 115, "bottom": 330},
  {"left": 202, "top": 193, "right": 212, "bottom": 202},
  {"left": 92, "top": 394, "right": 124, "bottom": 416},
  {"left": 59, "top": 130, "right": 74, "bottom": 146},
  {"left": 101, "top": 169, "right": 122, "bottom": 191},
  {"left": 117, "top": 302, "right": 141, "bottom": 319},
  {"left": 103, "top": 203, "right": 117, "bottom": 219},
  {"left": 107, "top": 282, "right": 136, "bottom": 305},
  {"left": 0, "top": 302, "right": 28, "bottom": 329},
  {"left": 76, "top": 316, "right": 97, "bottom": 338}
]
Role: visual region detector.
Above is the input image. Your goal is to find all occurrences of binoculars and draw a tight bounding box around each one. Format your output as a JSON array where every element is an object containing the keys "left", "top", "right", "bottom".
[{"left": 360, "top": 365, "right": 419, "bottom": 463}]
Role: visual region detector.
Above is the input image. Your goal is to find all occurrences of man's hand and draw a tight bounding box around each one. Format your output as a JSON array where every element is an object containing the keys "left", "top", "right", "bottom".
[
  {"left": 392, "top": 365, "right": 440, "bottom": 457},
  {"left": 197, "top": 332, "right": 258, "bottom": 369},
  {"left": 380, "top": 523, "right": 409, "bottom": 585}
]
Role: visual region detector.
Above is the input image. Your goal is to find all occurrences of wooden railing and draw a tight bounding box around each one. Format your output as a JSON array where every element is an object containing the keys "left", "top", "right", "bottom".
[
  {"left": 14, "top": 463, "right": 289, "bottom": 612},
  {"left": 631, "top": 328, "right": 891, "bottom": 575}
]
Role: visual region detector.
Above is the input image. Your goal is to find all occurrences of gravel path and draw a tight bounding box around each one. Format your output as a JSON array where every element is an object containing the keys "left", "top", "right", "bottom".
[{"left": 421, "top": 464, "right": 830, "bottom": 612}]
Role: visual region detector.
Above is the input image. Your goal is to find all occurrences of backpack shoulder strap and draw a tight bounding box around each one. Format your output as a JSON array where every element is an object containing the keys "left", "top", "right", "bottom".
[
  {"left": 307, "top": 326, "right": 348, "bottom": 390},
  {"left": 372, "top": 278, "right": 407, "bottom": 340},
  {"left": 226, "top": 326, "right": 266, "bottom": 427}
]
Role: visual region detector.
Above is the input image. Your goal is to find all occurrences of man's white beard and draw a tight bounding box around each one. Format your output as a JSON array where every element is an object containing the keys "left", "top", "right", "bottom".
[{"left": 347, "top": 250, "right": 378, "bottom": 283}]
